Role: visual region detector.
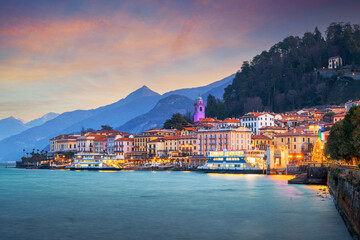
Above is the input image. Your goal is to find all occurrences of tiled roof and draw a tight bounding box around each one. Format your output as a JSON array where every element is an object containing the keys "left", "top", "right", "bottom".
[
  {"left": 222, "top": 119, "right": 240, "bottom": 123},
  {"left": 251, "top": 135, "right": 271, "bottom": 140}
]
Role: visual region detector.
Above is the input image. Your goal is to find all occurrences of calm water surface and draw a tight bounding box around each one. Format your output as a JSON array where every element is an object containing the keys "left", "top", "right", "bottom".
[{"left": 0, "top": 168, "right": 351, "bottom": 240}]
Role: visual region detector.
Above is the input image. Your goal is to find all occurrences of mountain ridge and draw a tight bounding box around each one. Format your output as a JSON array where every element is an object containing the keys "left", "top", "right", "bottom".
[{"left": 0, "top": 74, "right": 235, "bottom": 162}]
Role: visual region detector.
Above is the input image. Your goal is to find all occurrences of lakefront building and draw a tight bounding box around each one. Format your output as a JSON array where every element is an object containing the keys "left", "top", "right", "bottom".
[
  {"left": 50, "top": 134, "right": 80, "bottom": 153},
  {"left": 197, "top": 126, "right": 251, "bottom": 156},
  {"left": 240, "top": 112, "right": 275, "bottom": 134}
]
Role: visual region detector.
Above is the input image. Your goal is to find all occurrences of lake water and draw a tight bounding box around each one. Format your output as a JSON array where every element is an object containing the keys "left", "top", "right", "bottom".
[{"left": 0, "top": 168, "right": 351, "bottom": 240}]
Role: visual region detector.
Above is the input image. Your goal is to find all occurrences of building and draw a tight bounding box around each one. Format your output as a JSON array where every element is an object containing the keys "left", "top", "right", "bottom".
[
  {"left": 164, "top": 136, "right": 179, "bottom": 156},
  {"left": 50, "top": 134, "right": 80, "bottom": 153},
  {"left": 251, "top": 135, "right": 272, "bottom": 150},
  {"left": 333, "top": 113, "right": 346, "bottom": 123},
  {"left": 197, "top": 126, "right": 251, "bottom": 156},
  {"left": 94, "top": 135, "right": 107, "bottom": 153},
  {"left": 240, "top": 112, "right": 275, "bottom": 134},
  {"left": 77, "top": 135, "right": 96, "bottom": 153},
  {"left": 218, "top": 119, "right": 241, "bottom": 128},
  {"left": 259, "top": 126, "right": 287, "bottom": 140},
  {"left": 147, "top": 138, "right": 166, "bottom": 158},
  {"left": 328, "top": 56, "right": 342, "bottom": 69},
  {"left": 274, "top": 130, "right": 317, "bottom": 162},
  {"left": 115, "top": 137, "right": 134, "bottom": 155},
  {"left": 194, "top": 96, "right": 205, "bottom": 122},
  {"left": 178, "top": 135, "right": 198, "bottom": 156},
  {"left": 345, "top": 100, "right": 360, "bottom": 111}
]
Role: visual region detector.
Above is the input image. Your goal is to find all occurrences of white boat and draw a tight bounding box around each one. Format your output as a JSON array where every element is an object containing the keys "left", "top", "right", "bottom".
[
  {"left": 198, "top": 150, "right": 265, "bottom": 174},
  {"left": 66, "top": 154, "right": 124, "bottom": 170}
]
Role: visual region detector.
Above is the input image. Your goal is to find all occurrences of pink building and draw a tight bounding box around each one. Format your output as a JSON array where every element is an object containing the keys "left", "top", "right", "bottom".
[
  {"left": 115, "top": 138, "right": 134, "bottom": 155},
  {"left": 194, "top": 96, "right": 205, "bottom": 122},
  {"left": 197, "top": 127, "right": 251, "bottom": 156}
]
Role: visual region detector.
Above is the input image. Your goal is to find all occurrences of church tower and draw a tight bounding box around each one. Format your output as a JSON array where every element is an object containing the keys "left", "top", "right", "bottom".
[{"left": 194, "top": 95, "right": 205, "bottom": 122}]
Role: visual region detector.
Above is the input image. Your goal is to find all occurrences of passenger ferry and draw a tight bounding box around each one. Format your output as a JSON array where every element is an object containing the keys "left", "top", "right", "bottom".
[
  {"left": 198, "top": 150, "right": 265, "bottom": 174},
  {"left": 67, "top": 154, "right": 124, "bottom": 170}
]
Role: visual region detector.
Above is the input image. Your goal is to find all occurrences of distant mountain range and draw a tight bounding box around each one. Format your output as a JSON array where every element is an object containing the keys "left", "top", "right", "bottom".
[
  {"left": 0, "top": 117, "right": 28, "bottom": 141},
  {"left": 117, "top": 94, "right": 194, "bottom": 134},
  {"left": 0, "top": 113, "right": 60, "bottom": 141},
  {"left": 25, "top": 112, "right": 59, "bottom": 128},
  {"left": 0, "top": 74, "right": 235, "bottom": 162}
]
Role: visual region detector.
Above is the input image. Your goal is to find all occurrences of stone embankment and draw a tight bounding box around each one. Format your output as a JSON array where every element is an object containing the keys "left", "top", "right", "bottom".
[
  {"left": 328, "top": 166, "right": 360, "bottom": 239},
  {"left": 288, "top": 163, "right": 328, "bottom": 185}
]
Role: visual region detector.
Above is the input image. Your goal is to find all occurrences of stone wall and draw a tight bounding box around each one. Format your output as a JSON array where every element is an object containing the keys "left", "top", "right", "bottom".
[{"left": 328, "top": 168, "right": 360, "bottom": 239}]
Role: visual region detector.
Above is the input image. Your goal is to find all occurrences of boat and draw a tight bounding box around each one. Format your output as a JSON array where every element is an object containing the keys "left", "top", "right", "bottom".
[
  {"left": 66, "top": 154, "right": 124, "bottom": 171},
  {"left": 198, "top": 150, "right": 265, "bottom": 174}
]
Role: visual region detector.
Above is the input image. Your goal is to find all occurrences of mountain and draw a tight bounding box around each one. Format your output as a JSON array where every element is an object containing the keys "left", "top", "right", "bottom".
[
  {"left": 116, "top": 94, "right": 194, "bottom": 134},
  {"left": 0, "top": 75, "right": 234, "bottom": 162},
  {"left": 0, "top": 86, "right": 161, "bottom": 162},
  {"left": 0, "top": 117, "right": 28, "bottom": 140},
  {"left": 162, "top": 74, "right": 235, "bottom": 100},
  {"left": 26, "top": 112, "right": 60, "bottom": 128}
]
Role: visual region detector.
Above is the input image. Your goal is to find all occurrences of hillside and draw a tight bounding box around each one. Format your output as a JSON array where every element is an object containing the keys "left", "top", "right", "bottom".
[
  {"left": 219, "top": 22, "right": 360, "bottom": 117},
  {"left": 116, "top": 95, "right": 194, "bottom": 134}
]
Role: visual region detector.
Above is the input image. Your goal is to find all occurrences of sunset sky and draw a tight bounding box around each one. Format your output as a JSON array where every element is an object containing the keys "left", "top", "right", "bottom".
[{"left": 0, "top": 0, "right": 359, "bottom": 121}]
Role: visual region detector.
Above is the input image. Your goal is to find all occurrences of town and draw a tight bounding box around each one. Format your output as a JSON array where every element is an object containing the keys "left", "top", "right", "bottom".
[{"left": 17, "top": 92, "right": 360, "bottom": 175}]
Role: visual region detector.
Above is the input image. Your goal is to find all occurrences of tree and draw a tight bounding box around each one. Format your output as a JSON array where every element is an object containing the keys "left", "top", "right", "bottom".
[
  {"left": 163, "top": 113, "right": 189, "bottom": 130},
  {"left": 322, "top": 111, "right": 335, "bottom": 122},
  {"left": 101, "top": 125, "right": 113, "bottom": 131},
  {"left": 86, "top": 128, "right": 96, "bottom": 133},
  {"left": 325, "top": 106, "right": 360, "bottom": 163},
  {"left": 206, "top": 94, "right": 228, "bottom": 119},
  {"left": 223, "top": 22, "right": 360, "bottom": 116}
]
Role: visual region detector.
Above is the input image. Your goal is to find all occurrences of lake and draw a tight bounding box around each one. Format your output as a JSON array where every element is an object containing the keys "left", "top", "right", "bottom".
[{"left": 0, "top": 168, "right": 351, "bottom": 240}]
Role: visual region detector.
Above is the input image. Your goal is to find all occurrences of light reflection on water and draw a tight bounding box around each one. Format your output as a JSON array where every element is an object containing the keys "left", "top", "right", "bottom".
[{"left": 0, "top": 168, "right": 350, "bottom": 240}]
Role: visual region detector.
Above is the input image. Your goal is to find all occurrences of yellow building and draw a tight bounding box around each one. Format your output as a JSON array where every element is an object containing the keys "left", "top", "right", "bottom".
[
  {"left": 134, "top": 129, "right": 177, "bottom": 153},
  {"left": 178, "top": 135, "right": 198, "bottom": 156},
  {"left": 164, "top": 136, "right": 179, "bottom": 156},
  {"left": 134, "top": 134, "right": 161, "bottom": 153},
  {"left": 250, "top": 135, "right": 272, "bottom": 150},
  {"left": 147, "top": 138, "right": 166, "bottom": 158},
  {"left": 274, "top": 131, "right": 317, "bottom": 161}
]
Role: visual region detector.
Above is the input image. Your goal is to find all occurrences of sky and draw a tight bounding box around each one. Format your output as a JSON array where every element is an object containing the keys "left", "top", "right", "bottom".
[{"left": 0, "top": 0, "right": 359, "bottom": 122}]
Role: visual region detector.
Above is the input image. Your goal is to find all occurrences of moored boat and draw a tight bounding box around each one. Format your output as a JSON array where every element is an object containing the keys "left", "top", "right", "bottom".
[
  {"left": 198, "top": 150, "right": 265, "bottom": 174},
  {"left": 66, "top": 154, "right": 124, "bottom": 171}
]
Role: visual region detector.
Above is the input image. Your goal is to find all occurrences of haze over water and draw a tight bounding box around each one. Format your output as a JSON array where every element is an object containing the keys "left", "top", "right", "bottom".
[{"left": 0, "top": 168, "right": 350, "bottom": 240}]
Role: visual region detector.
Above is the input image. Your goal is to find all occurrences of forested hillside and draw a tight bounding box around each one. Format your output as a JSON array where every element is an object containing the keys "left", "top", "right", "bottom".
[{"left": 207, "top": 22, "right": 360, "bottom": 118}]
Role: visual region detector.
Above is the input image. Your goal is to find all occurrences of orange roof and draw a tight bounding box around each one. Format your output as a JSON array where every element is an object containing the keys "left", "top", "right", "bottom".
[
  {"left": 222, "top": 119, "right": 240, "bottom": 123},
  {"left": 164, "top": 136, "right": 179, "bottom": 140},
  {"left": 251, "top": 135, "right": 271, "bottom": 140},
  {"left": 183, "top": 127, "right": 198, "bottom": 132},
  {"left": 199, "top": 118, "right": 220, "bottom": 123},
  {"left": 115, "top": 138, "right": 134, "bottom": 141}
]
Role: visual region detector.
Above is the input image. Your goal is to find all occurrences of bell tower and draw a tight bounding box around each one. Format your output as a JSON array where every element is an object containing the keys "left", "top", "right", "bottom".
[{"left": 194, "top": 95, "right": 205, "bottom": 122}]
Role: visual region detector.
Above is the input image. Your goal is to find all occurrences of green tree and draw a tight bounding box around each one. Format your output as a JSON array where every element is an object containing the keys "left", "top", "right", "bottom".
[
  {"left": 163, "top": 113, "right": 189, "bottom": 130},
  {"left": 101, "top": 125, "right": 113, "bottom": 131},
  {"left": 325, "top": 106, "right": 360, "bottom": 163},
  {"left": 223, "top": 22, "right": 360, "bottom": 116}
]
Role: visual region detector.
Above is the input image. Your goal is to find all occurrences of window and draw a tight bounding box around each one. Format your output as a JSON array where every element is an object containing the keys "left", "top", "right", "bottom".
[
  {"left": 294, "top": 138, "right": 296, "bottom": 142},
  {"left": 294, "top": 145, "right": 296, "bottom": 149},
  {"left": 281, "top": 138, "right": 284, "bottom": 143}
]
